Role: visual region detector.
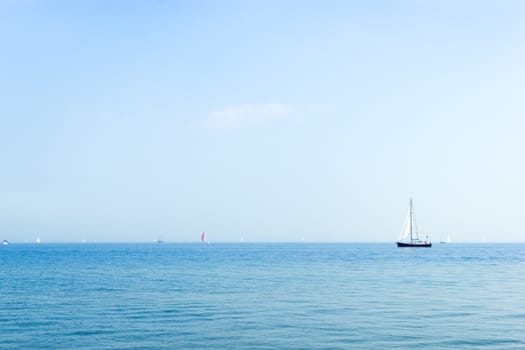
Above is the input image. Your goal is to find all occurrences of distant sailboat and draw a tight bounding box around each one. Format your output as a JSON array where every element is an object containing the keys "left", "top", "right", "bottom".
[
  {"left": 155, "top": 234, "right": 165, "bottom": 243},
  {"left": 36, "top": 237, "right": 41, "bottom": 244},
  {"left": 201, "top": 231, "right": 209, "bottom": 244},
  {"left": 396, "top": 198, "right": 432, "bottom": 248},
  {"left": 440, "top": 234, "right": 451, "bottom": 244}
]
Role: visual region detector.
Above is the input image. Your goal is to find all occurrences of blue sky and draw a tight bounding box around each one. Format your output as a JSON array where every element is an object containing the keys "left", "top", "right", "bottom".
[{"left": 1, "top": 1, "right": 523, "bottom": 242}]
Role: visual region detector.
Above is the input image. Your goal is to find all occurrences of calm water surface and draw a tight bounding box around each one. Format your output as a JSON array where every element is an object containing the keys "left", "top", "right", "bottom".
[{"left": 1, "top": 243, "right": 524, "bottom": 349}]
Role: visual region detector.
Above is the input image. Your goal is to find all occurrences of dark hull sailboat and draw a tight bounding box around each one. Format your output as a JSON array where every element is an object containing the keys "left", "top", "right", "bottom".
[
  {"left": 397, "top": 241, "right": 431, "bottom": 248},
  {"left": 396, "top": 198, "right": 432, "bottom": 248}
]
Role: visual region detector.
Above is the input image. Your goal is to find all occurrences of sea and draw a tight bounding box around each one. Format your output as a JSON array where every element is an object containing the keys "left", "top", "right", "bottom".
[{"left": 1, "top": 243, "right": 524, "bottom": 349}]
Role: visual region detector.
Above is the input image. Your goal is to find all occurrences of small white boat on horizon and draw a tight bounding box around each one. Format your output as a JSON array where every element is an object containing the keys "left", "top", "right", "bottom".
[{"left": 440, "top": 234, "right": 451, "bottom": 244}]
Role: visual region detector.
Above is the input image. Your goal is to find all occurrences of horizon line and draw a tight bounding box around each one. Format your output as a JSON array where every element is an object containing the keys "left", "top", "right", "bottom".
[{"left": 2, "top": 241, "right": 521, "bottom": 244}]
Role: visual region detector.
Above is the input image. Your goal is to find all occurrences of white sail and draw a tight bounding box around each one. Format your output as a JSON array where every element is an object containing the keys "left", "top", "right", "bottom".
[
  {"left": 398, "top": 199, "right": 419, "bottom": 243},
  {"left": 398, "top": 209, "right": 411, "bottom": 241},
  {"left": 411, "top": 210, "right": 419, "bottom": 241}
]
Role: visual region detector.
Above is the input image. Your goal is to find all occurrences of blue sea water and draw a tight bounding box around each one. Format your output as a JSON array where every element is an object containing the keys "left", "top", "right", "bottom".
[{"left": 1, "top": 243, "right": 524, "bottom": 349}]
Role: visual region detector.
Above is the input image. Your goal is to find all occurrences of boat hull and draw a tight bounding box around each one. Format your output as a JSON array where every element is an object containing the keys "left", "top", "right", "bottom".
[{"left": 397, "top": 241, "right": 432, "bottom": 248}]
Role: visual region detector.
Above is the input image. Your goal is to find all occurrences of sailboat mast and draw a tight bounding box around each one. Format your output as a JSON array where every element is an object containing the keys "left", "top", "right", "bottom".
[{"left": 409, "top": 198, "right": 413, "bottom": 243}]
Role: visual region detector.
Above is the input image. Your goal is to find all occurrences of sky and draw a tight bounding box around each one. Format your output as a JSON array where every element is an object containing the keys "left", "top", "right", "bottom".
[{"left": 0, "top": 0, "right": 524, "bottom": 243}]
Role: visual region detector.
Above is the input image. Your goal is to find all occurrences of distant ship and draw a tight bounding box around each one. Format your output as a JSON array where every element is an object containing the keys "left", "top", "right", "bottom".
[
  {"left": 155, "top": 234, "right": 165, "bottom": 243},
  {"left": 36, "top": 237, "right": 41, "bottom": 244},
  {"left": 1, "top": 240, "right": 8, "bottom": 246},
  {"left": 396, "top": 198, "right": 432, "bottom": 248}
]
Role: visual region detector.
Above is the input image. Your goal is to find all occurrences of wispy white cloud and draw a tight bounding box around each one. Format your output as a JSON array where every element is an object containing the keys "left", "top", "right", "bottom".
[{"left": 206, "top": 103, "right": 291, "bottom": 129}]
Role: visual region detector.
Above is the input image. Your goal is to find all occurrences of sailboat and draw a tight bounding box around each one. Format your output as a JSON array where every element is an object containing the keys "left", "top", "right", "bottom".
[
  {"left": 396, "top": 198, "right": 432, "bottom": 247},
  {"left": 201, "top": 231, "right": 209, "bottom": 244},
  {"left": 440, "top": 234, "right": 451, "bottom": 244}
]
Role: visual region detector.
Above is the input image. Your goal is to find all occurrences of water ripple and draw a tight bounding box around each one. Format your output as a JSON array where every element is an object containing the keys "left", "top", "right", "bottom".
[{"left": 1, "top": 243, "right": 524, "bottom": 349}]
